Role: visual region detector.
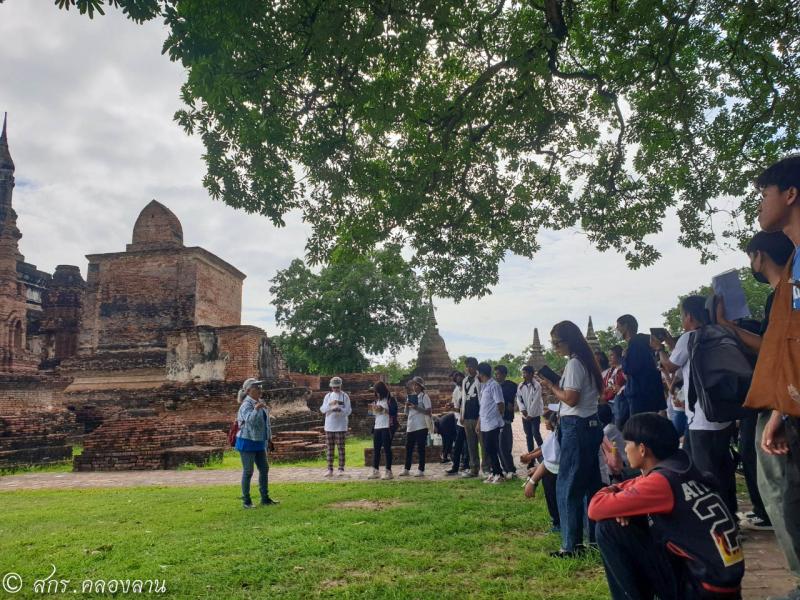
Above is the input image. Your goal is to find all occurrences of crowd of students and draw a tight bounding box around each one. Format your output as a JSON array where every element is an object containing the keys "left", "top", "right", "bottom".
[{"left": 232, "top": 156, "right": 800, "bottom": 600}]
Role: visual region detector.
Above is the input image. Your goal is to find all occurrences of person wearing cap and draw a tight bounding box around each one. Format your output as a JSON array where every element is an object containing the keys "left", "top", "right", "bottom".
[
  {"left": 320, "top": 376, "right": 352, "bottom": 477},
  {"left": 235, "top": 378, "right": 277, "bottom": 508},
  {"left": 399, "top": 376, "right": 433, "bottom": 477}
]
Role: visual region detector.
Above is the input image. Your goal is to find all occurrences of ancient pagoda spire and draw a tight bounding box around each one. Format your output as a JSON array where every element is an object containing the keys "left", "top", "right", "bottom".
[
  {"left": 528, "top": 327, "right": 546, "bottom": 370},
  {"left": 586, "top": 316, "right": 601, "bottom": 353},
  {"left": 0, "top": 112, "right": 14, "bottom": 174},
  {"left": 403, "top": 297, "right": 453, "bottom": 386}
]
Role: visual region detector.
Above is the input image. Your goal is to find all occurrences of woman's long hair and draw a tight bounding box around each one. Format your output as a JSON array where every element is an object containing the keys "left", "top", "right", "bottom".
[
  {"left": 551, "top": 321, "right": 604, "bottom": 393},
  {"left": 374, "top": 381, "right": 391, "bottom": 400}
]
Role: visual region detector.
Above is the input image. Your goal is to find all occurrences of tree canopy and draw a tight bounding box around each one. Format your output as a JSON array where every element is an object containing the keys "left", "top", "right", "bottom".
[
  {"left": 39, "top": 0, "right": 800, "bottom": 299},
  {"left": 269, "top": 244, "right": 429, "bottom": 374}
]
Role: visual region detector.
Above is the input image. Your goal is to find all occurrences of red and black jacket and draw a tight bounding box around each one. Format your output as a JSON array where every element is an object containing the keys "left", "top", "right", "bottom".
[{"left": 589, "top": 450, "right": 744, "bottom": 597}]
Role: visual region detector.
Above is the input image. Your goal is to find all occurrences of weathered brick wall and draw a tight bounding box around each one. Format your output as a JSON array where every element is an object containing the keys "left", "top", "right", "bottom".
[
  {"left": 193, "top": 259, "right": 242, "bottom": 327},
  {"left": 80, "top": 251, "right": 197, "bottom": 352},
  {"left": 0, "top": 409, "right": 75, "bottom": 467}
]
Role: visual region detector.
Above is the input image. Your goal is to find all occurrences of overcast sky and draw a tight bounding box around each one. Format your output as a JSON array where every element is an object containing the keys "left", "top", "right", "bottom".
[{"left": 0, "top": 1, "right": 750, "bottom": 364}]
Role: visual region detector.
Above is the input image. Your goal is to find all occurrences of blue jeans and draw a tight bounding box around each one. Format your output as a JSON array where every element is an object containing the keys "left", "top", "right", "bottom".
[
  {"left": 557, "top": 414, "right": 604, "bottom": 551},
  {"left": 240, "top": 450, "right": 269, "bottom": 504},
  {"left": 670, "top": 410, "right": 687, "bottom": 439}
]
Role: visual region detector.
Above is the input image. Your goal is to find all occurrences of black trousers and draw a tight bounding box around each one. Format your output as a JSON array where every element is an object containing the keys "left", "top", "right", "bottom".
[
  {"left": 523, "top": 416, "right": 543, "bottom": 452},
  {"left": 372, "top": 427, "right": 393, "bottom": 470},
  {"left": 688, "top": 425, "right": 738, "bottom": 516},
  {"left": 480, "top": 428, "right": 503, "bottom": 476},
  {"left": 450, "top": 425, "right": 470, "bottom": 471},
  {"left": 405, "top": 428, "right": 428, "bottom": 471},
  {"left": 596, "top": 519, "right": 683, "bottom": 600},
  {"left": 738, "top": 410, "right": 768, "bottom": 521},
  {"left": 542, "top": 469, "right": 559, "bottom": 527},
  {"left": 499, "top": 422, "right": 517, "bottom": 473}
]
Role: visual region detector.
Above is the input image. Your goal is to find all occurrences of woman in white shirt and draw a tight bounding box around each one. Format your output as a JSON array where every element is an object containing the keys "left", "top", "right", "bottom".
[
  {"left": 539, "top": 321, "right": 604, "bottom": 558},
  {"left": 368, "top": 381, "right": 396, "bottom": 480},
  {"left": 399, "top": 376, "right": 433, "bottom": 477},
  {"left": 320, "top": 376, "right": 352, "bottom": 478}
]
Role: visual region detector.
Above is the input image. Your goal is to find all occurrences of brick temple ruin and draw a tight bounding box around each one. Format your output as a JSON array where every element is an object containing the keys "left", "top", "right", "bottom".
[{"left": 0, "top": 115, "right": 314, "bottom": 470}]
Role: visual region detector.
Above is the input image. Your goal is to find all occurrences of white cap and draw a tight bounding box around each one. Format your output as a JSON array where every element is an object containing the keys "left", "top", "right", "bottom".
[
  {"left": 242, "top": 378, "right": 263, "bottom": 393},
  {"left": 329, "top": 376, "right": 343, "bottom": 388}
]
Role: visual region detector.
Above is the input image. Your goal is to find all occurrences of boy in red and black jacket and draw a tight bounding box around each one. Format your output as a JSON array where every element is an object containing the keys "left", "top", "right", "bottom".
[{"left": 588, "top": 413, "right": 744, "bottom": 599}]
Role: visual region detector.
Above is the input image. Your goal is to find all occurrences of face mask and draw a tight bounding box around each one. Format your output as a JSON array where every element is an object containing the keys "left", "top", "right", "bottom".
[{"left": 751, "top": 267, "right": 769, "bottom": 285}]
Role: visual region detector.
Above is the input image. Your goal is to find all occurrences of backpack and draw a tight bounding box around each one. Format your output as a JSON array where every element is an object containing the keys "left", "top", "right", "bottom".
[
  {"left": 227, "top": 419, "right": 239, "bottom": 447},
  {"left": 688, "top": 325, "right": 752, "bottom": 422}
]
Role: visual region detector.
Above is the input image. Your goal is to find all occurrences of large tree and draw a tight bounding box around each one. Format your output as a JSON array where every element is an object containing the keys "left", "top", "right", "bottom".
[
  {"left": 270, "top": 244, "right": 429, "bottom": 374},
  {"left": 37, "top": 0, "right": 800, "bottom": 299}
]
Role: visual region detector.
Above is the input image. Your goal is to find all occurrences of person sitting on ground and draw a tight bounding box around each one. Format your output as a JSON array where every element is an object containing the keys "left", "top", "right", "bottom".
[
  {"left": 588, "top": 413, "right": 744, "bottom": 600},
  {"left": 235, "top": 378, "right": 278, "bottom": 508},
  {"left": 320, "top": 376, "right": 352, "bottom": 478},
  {"left": 476, "top": 361, "right": 507, "bottom": 484},
  {"left": 399, "top": 376, "right": 432, "bottom": 477},
  {"left": 368, "top": 381, "right": 395, "bottom": 480},
  {"left": 495, "top": 364, "right": 519, "bottom": 479},
  {"left": 523, "top": 409, "right": 561, "bottom": 533}
]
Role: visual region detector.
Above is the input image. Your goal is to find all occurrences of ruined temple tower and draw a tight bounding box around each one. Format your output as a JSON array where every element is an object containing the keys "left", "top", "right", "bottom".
[
  {"left": 404, "top": 299, "right": 453, "bottom": 388},
  {"left": 586, "top": 316, "right": 601, "bottom": 354},
  {"left": 0, "top": 114, "right": 37, "bottom": 372},
  {"left": 527, "top": 327, "right": 546, "bottom": 370}
]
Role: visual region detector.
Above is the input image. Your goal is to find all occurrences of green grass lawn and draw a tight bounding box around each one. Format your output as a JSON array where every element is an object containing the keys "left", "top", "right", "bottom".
[{"left": 0, "top": 481, "right": 608, "bottom": 599}]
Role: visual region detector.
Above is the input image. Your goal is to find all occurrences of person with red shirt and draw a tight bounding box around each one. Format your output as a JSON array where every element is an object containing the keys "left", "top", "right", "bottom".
[{"left": 588, "top": 413, "right": 744, "bottom": 599}]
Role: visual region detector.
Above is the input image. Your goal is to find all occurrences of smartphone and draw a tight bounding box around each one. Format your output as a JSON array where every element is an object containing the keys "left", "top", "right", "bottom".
[
  {"left": 650, "top": 327, "right": 670, "bottom": 342},
  {"left": 406, "top": 394, "right": 419, "bottom": 406},
  {"left": 536, "top": 365, "right": 561, "bottom": 386}
]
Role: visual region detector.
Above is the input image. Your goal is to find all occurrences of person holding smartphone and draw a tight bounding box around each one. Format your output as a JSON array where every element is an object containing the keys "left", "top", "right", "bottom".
[
  {"left": 235, "top": 378, "right": 277, "bottom": 508},
  {"left": 400, "top": 376, "right": 432, "bottom": 477},
  {"left": 368, "top": 381, "right": 395, "bottom": 480},
  {"left": 320, "top": 376, "right": 352, "bottom": 478},
  {"left": 539, "top": 321, "right": 604, "bottom": 558}
]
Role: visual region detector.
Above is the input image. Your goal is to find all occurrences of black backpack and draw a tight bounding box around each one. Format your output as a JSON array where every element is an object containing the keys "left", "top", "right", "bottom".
[{"left": 687, "top": 325, "right": 752, "bottom": 423}]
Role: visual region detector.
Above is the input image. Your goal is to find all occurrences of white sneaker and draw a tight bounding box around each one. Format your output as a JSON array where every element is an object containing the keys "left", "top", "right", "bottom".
[
  {"left": 323, "top": 469, "right": 334, "bottom": 478},
  {"left": 367, "top": 468, "right": 380, "bottom": 480},
  {"left": 490, "top": 474, "right": 505, "bottom": 484},
  {"left": 483, "top": 473, "right": 494, "bottom": 482},
  {"left": 413, "top": 470, "right": 425, "bottom": 477},
  {"left": 382, "top": 470, "right": 393, "bottom": 480},
  {"left": 336, "top": 469, "right": 348, "bottom": 478},
  {"left": 398, "top": 469, "right": 410, "bottom": 477},
  {"left": 506, "top": 472, "right": 518, "bottom": 480},
  {"left": 460, "top": 471, "right": 477, "bottom": 478}
]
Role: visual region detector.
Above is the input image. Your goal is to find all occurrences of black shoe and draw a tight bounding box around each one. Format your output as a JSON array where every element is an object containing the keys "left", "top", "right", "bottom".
[
  {"left": 242, "top": 501, "right": 255, "bottom": 510},
  {"left": 550, "top": 549, "right": 578, "bottom": 559},
  {"left": 444, "top": 468, "right": 459, "bottom": 475},
  {"left": 260, "top": 497, "right": 279, "bottom": 506}
]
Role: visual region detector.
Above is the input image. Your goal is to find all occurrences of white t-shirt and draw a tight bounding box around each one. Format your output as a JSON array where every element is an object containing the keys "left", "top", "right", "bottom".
[
  {"left": 452, "top": 384, "right": 464, "bottom": 427},
  {"left": 669, "top": 331, "right": 730, "bottom": 431},
  {"left": 478, "top": 378, "right": 506, "bottom": 432},
  {"left": 321, "top": 391, "right": 352, "bottom": 432},
  {"left": 559, "top": 358, "right": 599, "bottom": 418},
  {"left": 541, "top": 432, "right": 560, "bottom": 474},
  {"left": 373, "top": 398, "right": 390, "bottom": 430},
  {"left": 406, "top": 392, "right": 432, "bottom": 433}
]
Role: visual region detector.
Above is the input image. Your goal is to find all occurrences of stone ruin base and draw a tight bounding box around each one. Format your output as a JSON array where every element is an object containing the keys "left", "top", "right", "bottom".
[
  {"left": 74, "top": 417, "right": 223, "bottom": 471},
  {"left": 269, "top": 429, "right": 326, "bottom": 462}
]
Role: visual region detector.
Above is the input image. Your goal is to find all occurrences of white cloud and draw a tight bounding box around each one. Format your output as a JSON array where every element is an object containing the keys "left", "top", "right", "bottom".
[{"left": 1, "top": 0, "right": 752, "bottom": 367}]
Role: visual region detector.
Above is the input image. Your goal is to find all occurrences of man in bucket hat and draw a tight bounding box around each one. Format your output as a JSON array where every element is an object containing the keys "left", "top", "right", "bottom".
[{"left": 320, "top": 376, "right": 352, "bottom": 477}]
